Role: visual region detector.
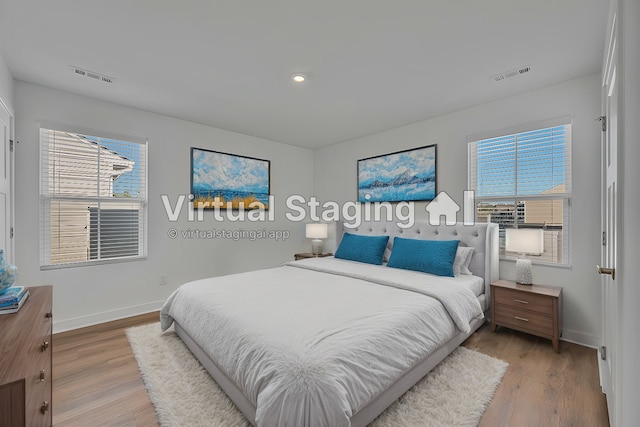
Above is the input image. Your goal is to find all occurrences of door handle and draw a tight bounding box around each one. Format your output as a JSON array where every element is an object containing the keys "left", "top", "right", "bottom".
[{"left": 597, "top": 265, "right": 615, "bottom": 280}]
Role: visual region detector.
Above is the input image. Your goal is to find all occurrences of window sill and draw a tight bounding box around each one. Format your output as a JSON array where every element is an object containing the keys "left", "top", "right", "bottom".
[
  {"left": 40, "top": 255, "right": 147, "bottom": 270},
  {"left": 500, "top": 256, "right": 571, "bottom": 269}
]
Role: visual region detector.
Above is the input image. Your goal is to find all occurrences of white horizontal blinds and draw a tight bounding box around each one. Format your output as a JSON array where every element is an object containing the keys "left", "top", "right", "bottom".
[
  {"left": 99, "top": 136, "right": 147, "bottom": 199},
  {"left": 515, "top": 126, "right": 571, "bottom": 196},
  {"left": 469, "top": 122, "right": 571, "bottom": 265},
  {"left": 40, "top": 128, "right": 147, "bottom": 268},
  {"left": 474, "top": 134, "right": 516, "bottom": 197}
]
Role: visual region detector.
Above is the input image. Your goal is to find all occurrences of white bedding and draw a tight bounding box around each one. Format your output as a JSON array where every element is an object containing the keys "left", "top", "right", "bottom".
[
  {"left": 160, "top": 257, "right": 484, "bottom": 427},
  {"left": 453, "top": 273, "right": 485, "bottom": 297}
]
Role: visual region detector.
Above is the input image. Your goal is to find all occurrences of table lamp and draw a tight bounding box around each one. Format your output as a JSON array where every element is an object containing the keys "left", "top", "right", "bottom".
[
  {"left": 505, "top": 228, "right": 544, "bottom": 285},
  {"left": 306, "top": 223, "right": 328, "bottom": 255}
]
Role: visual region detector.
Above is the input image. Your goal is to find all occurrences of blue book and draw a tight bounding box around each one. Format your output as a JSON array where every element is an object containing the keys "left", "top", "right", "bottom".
[
  {"left": 0, "top": 292, "right": 27, "bottom": 309},
  {"left": 0, "top": 290, "right": 29, "bottom": 314},
  {"left": 0, "top": 286, "right": 27, "bottom": 306}
]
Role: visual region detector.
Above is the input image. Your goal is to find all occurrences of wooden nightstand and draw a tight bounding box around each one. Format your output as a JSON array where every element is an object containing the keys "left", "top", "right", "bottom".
[
  {"left": 491, "top": 279, "right": 563, "bottom": 353},
  {"left": 294, "top": 253, "right": 333, "bottom": 261}
]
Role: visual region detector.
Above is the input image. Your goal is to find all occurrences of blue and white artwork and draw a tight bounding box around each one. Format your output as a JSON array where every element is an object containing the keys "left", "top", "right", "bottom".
[
  {"left": 191, "top": 148, "right": 270, "bottom": 209},
  {"left": 358, "top": 145, "right": 436, "bottom": 202}
]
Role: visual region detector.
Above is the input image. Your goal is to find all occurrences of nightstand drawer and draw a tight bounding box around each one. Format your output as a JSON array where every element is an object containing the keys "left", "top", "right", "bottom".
[
  {"left": 494, "top": 304, "right": 554, "bottom": 338},
  {"left": 494, "top": 287, "right": 553, "bottom": 316}
]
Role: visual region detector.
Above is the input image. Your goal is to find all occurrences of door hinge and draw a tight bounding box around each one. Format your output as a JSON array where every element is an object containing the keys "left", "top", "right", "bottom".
[
  {"left": 600, "top": 346, "right": 607, "bottom": 360},
  {"left": 9, "top": 139, "right": 14, "bottom": 152},
  {"left": 596, "top": 115, "right": 607, "bottom": 132},
  {"left": 602, "top": 231, "right": 606, "bottom": 246},
  {"left": 10, "top": 227, "right": 13, "bottom": 238}
]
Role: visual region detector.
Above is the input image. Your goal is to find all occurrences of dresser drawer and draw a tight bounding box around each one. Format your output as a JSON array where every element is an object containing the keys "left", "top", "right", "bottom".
[
  {"left": 494, "top": 287, "right": 554, "bottom": 316},
  {"left": 494, "top": 304, "right": 554, "bottom": 338},
  {"left": 25, "top": 349, "right": 52, "bottom": 427},
  {"left": 0, "top": 286, "right": 53, "bottom": 427}
]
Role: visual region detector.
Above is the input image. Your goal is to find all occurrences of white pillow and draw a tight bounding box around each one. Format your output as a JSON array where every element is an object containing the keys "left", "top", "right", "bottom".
[
  {"left": 460, "top": 247, "right": 475, "bottom": 275},
  {"left": 453, "top": 246, "right": 475, "bottom": 276}
]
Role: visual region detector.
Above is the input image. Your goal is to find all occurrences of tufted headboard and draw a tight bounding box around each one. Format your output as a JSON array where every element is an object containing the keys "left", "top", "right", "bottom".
[{"left": 331, "top": 221, "right": 499, "bottom": 309}]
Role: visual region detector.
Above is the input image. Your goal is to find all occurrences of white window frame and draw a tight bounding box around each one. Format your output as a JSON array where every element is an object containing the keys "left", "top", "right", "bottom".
[
  {"left": 39, "top": 122, "right": 148, "bottom": 269},
  {"left": 468, "top": 117, "right": 572, "bottom": 267}
]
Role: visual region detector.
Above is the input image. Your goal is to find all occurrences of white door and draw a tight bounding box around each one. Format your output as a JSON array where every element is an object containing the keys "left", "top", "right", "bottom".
[
  {"left": 599, "top": 6, "right": 619, "bottom": 426},
  {"left": 0, "top": 100, "right": 12, "bottom": 262}
]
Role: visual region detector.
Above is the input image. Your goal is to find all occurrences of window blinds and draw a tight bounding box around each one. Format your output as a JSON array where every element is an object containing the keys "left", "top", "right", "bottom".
[
  {"left": 468, "top": 122, "right": 571, "bottom": 265},
  {"left": 40, "top": 128, "right": 147, "bottom": 268}
]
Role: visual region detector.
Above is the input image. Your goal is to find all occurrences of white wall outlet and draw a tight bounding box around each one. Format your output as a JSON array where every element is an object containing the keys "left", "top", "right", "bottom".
[{"left": 159, "top": 274, "right": 168, "bottom": 286}]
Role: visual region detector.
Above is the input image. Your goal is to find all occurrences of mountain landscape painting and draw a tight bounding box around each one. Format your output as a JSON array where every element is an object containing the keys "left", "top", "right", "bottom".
[
  {"left": 358, "top": 144, "right": 436, "bottom": 202},
  {"left": 191, "top": 147, "right": 270, "bottom": 209}
]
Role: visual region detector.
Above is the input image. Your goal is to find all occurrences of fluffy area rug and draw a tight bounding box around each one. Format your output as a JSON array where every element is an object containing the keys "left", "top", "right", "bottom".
[{"left": 126, "top": 322, "right": 507, "bottom": 427}]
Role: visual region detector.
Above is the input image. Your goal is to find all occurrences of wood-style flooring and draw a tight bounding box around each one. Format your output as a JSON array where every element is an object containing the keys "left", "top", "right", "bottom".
[{"left": 52, "top": 313, "right": 609, "bottom": 427}]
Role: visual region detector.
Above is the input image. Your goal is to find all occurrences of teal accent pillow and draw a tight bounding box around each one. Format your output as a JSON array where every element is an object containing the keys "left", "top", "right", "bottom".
[
  {"left": 334, "top": 233, "right": 389, "bottom": 265},
  {"left": 387, "top": 238, "right": 460, "bottom": 277}
]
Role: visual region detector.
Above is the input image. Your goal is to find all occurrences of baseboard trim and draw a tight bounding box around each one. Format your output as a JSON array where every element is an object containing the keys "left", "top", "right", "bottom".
[
  {"left": 53, "top": 300, "right": 164, "bottom": 334},
  {"left": 561, "top": 328, "right": 600, "bottom": 349}
]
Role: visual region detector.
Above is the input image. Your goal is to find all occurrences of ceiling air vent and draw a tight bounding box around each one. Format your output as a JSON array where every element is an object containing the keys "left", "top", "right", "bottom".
[
  {"left": 71, "top": 66, "right": 115, "bottom": 84},
  {"left": 493, "top": 65, "right": 532, "bottom": 82}
]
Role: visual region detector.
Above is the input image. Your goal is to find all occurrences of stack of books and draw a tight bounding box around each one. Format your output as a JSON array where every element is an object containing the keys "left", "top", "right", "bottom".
[{"left": 0, "top": 286, "right": 30, "bottom": 315}]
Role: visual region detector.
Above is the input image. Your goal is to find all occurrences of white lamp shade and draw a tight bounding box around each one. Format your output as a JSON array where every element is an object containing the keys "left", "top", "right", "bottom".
[
  {"left": 306, "top": 223, "right": 328, "bottom": 239},
  {"left": 505, "top": 228, "right": 544, "bottom": 255}
]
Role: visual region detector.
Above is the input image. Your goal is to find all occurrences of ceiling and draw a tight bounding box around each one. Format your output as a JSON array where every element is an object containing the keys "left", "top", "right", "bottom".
[{"left": 0, "top": 0, "right": 608, "bottom": 148}]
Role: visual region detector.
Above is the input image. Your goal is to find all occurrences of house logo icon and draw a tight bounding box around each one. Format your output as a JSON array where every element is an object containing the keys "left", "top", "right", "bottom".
[
  {"left": 425, "top": 191, "right": 476, "bottom": 226},
  {"left": 425, "top": 192, "right": 460, "bottom": 225}
]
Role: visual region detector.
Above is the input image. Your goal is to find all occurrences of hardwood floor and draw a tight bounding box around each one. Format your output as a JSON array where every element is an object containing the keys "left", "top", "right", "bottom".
[
  {"left": 465, "top": 325, "right": 609, "bottom": 427},
  {"left": 52, "top": 315, "right": 609, "bottom": 427},
  {"left": 53, "top": 313, "right": 160, "bottom": 427}
]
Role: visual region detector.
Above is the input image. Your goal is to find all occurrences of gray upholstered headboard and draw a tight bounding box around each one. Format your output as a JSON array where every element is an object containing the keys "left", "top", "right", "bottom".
[{"left": 330, "top": 221, "right": 499, "bottom": 309}]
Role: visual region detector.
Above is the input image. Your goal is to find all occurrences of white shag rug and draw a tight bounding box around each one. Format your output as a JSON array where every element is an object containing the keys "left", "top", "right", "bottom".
[{"left": 126, "top": 323, "right": 507, "bottom": 427}]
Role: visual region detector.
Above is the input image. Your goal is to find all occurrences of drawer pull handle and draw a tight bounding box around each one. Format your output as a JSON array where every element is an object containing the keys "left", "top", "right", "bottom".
[
  {"left": 39, "top": 370, "right": 46, "bottom": 381},
  {"left": 41, "top": 341, "right": 49, "bottom": 352},
  {"left": 513, "top": 299, "right": 529, "bottom": 304},
  {"left": 515, "top": 316, "right": 529, "bottom": 322},
  {"left": 40, "top": 401, "right": 49, "bottom": 414}
]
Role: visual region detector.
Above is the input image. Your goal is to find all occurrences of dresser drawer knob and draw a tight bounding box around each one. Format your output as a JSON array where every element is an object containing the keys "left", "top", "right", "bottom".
[
  {"left": 39, "top": 370, "right": 46, "bottom": 381},
  {"left": 513, "top": 299, "right": 529, "bottom": 304},
  {"left": 40, "top": 401, "right": 49, "bottom": 414},
  {"left": 515, "top": 316, "right": 530, "bottom": 322},
  {"left": 40, "top": 341, "right": 50, "bottom": 352}
]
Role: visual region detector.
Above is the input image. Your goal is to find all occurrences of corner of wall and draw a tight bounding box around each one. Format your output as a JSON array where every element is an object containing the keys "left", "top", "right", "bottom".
[{"left": 0, "top": 52, "right": 14, "bottom": 111}]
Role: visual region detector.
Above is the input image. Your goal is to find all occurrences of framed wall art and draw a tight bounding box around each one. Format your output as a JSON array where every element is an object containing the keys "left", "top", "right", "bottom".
[
  {"left": 357, "top": 144, "right": 436, "bottom": 203},
  {"left": 190, "top": 147, "right": 270, "bottom": 210}
]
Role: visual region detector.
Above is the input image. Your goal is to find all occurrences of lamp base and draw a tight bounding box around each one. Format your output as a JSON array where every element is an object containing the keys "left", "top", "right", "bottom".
[
  {"left": 515, "top": 258, "right": 533, "bottom": 285},
  {"left": 311, "top": 239, "right": 323, "bottom": 255}
]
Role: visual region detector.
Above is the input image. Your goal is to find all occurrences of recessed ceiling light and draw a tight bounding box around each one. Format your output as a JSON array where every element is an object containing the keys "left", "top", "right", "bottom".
[{"left": 291, "top": 73, "right": 306, "bottom": 83}]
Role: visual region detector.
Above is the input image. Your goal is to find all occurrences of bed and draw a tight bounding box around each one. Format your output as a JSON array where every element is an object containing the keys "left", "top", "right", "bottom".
[{"left": 160, "top": 221, "right": 499, "bottom": 426}]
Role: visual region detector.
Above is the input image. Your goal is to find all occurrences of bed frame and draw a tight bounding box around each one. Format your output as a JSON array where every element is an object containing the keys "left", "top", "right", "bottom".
[{"left": 175, "top": 221, "right": 499, "bottom": 426}]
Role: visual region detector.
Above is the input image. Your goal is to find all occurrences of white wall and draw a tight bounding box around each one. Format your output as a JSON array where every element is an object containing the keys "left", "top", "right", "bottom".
[
  {"left": 0, "top": 52, "right": 13, "bottom": 110},
  {"left": 620, "top": 0, "right": 640, "bottom": 424},
  {"left": 315, "top": 73, "right": 602, "bottom": 347},
  {"left": 14, "top": 82, "right": 314, "bottom": 332}
]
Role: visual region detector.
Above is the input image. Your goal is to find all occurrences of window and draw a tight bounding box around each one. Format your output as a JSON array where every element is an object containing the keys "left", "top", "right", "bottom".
[
  {"left": 40, "top": 126, "right": 147, "bottom": 268},
  {"left": 468, "top": 119, "right": 571, "bottom": 265}
]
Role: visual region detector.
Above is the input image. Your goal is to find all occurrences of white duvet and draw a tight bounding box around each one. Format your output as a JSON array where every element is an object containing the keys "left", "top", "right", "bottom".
[{"left": 160, "top": 257, "right": 484, "bottom": 427}]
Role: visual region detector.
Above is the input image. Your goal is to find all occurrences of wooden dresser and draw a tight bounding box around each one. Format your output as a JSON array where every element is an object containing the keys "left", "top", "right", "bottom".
[
  {"left": 0, "top": 286, "right": 53, "bottom": 427},
  {"left": 491, "top": 280, "right": 562, "bottom": 353}
]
